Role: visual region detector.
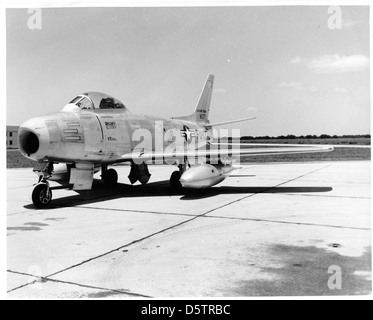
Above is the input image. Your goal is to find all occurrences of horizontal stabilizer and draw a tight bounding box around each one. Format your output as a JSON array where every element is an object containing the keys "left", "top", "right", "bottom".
[{"left": 206, "top": 117, "right": 256, "bottom": 128}]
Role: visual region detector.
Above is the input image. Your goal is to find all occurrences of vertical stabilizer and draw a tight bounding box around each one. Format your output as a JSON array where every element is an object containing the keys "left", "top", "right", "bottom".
[
  {"left": 194, "top": 74, "right": 214, "bottom": 123},
  {"left": 173, "top": 74, "right": 214, "bottom": 124}
]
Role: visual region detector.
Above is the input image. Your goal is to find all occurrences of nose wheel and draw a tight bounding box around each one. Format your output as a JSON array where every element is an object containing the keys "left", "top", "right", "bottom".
[
  {"left": 31, "top": 162, "right": 54, "bottom": 208},
  {"left": 32, "top": 183, "right": 52, "bottom": 208}
]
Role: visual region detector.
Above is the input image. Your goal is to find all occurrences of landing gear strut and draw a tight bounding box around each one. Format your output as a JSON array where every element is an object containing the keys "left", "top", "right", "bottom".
[
  {"left": 101, "top": 165, "right": 118, "bottom": 186},
  {"left": 32, "top": 162, "right": 53, "bottom": 208}
]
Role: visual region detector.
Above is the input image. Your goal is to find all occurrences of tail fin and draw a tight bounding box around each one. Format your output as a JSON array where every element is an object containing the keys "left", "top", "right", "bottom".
[
  {"left": 173, "top": 74, "right": 214, "bottom": 124},
  {"left": 194, "top": 74, "right": 214, "bottom": 123}
]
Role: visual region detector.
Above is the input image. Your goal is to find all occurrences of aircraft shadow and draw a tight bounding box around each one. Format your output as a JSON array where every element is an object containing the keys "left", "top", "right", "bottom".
[{"left": 23, "top": 179, "right": 333, "bottom": 210}]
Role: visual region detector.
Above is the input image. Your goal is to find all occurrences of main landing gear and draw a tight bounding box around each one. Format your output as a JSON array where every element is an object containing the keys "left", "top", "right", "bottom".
[
  {"left": 169, "top": 160, "right": 189, "bottom": 190},
  {"left": 170, "top": 171, "right": 182, "bottom": 189},
  {"left": 101, "top": 165, "right": 118, "bottom": 187},
  {"left": 32, "top": 162, "right": 53, "bottom": 208}
]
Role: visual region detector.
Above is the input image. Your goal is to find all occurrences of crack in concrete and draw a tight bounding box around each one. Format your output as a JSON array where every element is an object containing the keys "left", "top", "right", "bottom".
[
  {"left": 76, "top": 201, "right": 370, "bottom": 231},
  {"left": 7, "top": 270, "right": 151, "bottom": 297}
]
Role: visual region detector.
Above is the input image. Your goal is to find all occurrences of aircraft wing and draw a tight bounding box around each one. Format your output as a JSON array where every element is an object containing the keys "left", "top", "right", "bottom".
[
  {"left": 215, "top": 142, "right": 370, "bottom": 149},
  {"left": 121, "top": 144, "right": 334, "bottom": 162}
]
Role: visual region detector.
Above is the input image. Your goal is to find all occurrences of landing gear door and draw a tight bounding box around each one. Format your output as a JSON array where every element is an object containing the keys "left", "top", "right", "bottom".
[{"left": 79, "top": 113, "right": 104, "bottom": 158}]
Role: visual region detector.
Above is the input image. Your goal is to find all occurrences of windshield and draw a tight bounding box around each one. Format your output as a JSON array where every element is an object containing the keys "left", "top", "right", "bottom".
[
  {"left": 68, "top": 95, "right": 93, "bottom": 109},
  {"left": 83, "top": 92, "right": 126, "bottom": 109},
  {"left": 77, "top": 96, "right": 94, "bottom": 109},
  {"left": 68, "top": 92, "right": 126, "bottom": 110}
]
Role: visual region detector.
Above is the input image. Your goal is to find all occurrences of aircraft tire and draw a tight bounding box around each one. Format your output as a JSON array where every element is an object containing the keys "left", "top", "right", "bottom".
[
  {"left": 103, "top": 168, "right": 118, "bottom": 186},
  {"left": 170, "top": 171, "right": 182, "bottom": 190},
  {"left": 32, "top": 184, "right": 52, "bottom": 208}
]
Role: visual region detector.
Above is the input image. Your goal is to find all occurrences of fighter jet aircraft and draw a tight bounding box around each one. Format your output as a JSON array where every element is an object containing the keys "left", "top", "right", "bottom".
[{"left": 18, "top": 74, "right": 333, "bottom": 208}]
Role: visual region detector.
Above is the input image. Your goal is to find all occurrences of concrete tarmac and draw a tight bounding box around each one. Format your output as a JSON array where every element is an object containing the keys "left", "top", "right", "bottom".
[{"left": 7, "top": 161, "right": 371, "bottom": 298}]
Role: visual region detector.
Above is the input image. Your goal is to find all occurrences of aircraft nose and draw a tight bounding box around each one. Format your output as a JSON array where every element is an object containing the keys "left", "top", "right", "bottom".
[
  {"left": 18, "top": 118, "right": 50, "bottom": 161},
  {"left": 18, "top": 129, "right": 39, "bottom": 155}
]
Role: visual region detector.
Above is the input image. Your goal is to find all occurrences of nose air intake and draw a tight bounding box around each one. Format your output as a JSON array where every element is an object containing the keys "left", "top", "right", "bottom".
[{"left": 18, "top": 129, "right": 40, "bottom": 156}]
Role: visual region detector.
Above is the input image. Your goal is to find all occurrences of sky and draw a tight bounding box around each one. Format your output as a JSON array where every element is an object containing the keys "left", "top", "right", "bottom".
[{"left": 6, "top": 5, "right": 371, "bottom": 136}]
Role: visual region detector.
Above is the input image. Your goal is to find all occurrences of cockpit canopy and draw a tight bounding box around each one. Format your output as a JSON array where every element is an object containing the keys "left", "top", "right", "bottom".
[{"left": 62, "top": 92, "right": 127, "bottom": 112}]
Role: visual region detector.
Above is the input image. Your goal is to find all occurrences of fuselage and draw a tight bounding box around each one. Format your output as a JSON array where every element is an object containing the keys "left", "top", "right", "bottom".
[{"left": 18, "top": 92, "right": 209, "bottom": 165}]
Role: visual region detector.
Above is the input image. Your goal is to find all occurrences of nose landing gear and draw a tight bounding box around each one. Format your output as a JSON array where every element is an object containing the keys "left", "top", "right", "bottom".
[
  {"left": 32, "top": 162, "right": 54, "bottom": 208},
  {"left": 32, "top": 183, "right": 52, "bottom": 208}
]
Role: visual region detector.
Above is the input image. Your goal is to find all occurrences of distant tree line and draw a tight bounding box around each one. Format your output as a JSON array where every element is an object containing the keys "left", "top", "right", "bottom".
[{"left": 240, "top": 134, "right": 371, "bottom": 140}]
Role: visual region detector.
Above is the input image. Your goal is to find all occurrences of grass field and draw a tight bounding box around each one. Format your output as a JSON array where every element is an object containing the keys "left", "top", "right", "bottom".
[
  {"left": 7, "top": 150, "right": 38, "bottom": 169},
  {"left": 6, "top": 138, "right": 371, "bottom": 168},
  {"left": 240, "top": 138, "right": 371, "bottom": 145},
  {"left": 240, "top": 147, "right": 370, "bottom": 163},
  {"left": 239, "top": 138, "right": 370, "bottom": 163}
]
